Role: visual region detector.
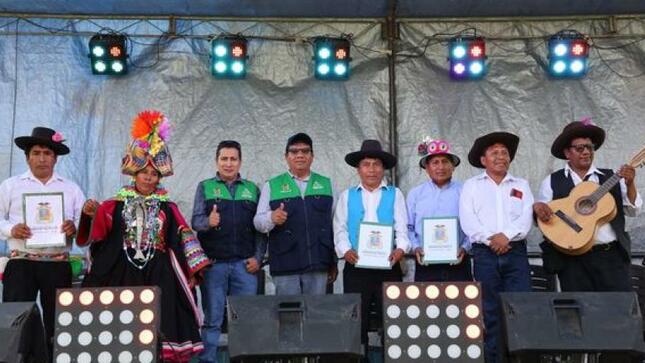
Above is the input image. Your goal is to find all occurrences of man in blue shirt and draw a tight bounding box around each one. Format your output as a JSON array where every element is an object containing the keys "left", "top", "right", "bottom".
[
  {"left": 406, "top": 137, "right": 472, "bottom": 281},
  {"left": 191, "top": 140, "right": 266, "bottom": 363}
]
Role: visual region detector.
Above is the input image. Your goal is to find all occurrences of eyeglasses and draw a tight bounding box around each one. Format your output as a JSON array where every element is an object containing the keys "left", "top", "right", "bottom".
[
  {"left": 287, "top": 147, "right": 312, "bottom": 155},
  {"left": 569, "top": 143, "right": 595, "bottom": 153}
]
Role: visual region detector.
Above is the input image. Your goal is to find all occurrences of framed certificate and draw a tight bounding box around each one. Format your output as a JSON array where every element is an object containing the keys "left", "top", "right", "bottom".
[
  {"left": 421, "top": 217, "right": 459, "bottom": 265},
  {"left": 22, "top": 192, "right": 66, "bottom": 249},
  {"left": 356, "top": 222, "right": 393, "bottom": 270}
]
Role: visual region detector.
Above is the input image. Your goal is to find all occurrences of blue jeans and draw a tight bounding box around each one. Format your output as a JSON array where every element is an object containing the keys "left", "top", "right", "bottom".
[
  {"left": 472, "top": 242, "right": 530, "bottom": 363},
  {"left": 272, "top": 271, "right": 328, "bottom": 295},
  {"left": 199, "top": 259, "right": 258, "bottom": 363}
]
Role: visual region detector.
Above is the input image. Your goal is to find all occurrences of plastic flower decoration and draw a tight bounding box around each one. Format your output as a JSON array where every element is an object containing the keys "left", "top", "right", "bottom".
[
  {"left": 52, "top": 132, "right": 64, "bottom": 142},
  {"left": 130, "top": 110, "right": 171, "bottom": 157},
  {"left": 579, "top": 116, "right": 594, "bottom": 126}
]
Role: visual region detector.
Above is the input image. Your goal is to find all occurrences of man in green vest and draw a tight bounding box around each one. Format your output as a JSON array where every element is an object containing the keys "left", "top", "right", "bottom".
[
  {"left": 254, "top": 133, "right": 337, "bottom": 295},
  {"left": 192, "top": 140, "right": 266, "bottom": 363}
]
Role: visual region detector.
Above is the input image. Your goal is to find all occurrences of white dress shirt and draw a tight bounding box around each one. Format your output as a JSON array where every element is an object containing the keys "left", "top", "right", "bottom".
[
  {"left": 459, "top": 172, "right": 534, "bottom": 245},
  {"left": 333, "top": 181, "right": 410, "bottom": 258},
  {"left": 537, "top": 163, "right": 642, "bottom": 244},
  {"left": 0, "top": 171, "right": 85, "bottom": 255}
]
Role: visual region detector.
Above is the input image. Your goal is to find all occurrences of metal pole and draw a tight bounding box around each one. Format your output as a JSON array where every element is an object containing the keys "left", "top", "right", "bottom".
[{"left": 387, "top": 0, "right": 398, "bottom": 186}]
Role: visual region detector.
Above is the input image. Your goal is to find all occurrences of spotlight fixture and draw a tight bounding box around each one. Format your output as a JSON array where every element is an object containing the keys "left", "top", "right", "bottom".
[
  {"left": 448, "top": 37, "right": 487, "bottom": 80},
  {"left": 313, "top": 37, "right": 351, "bottom": 80},
  {"left": 383, "top": 282, "right": 485, "bottom": 362},
  {"left": 211, "top": 36, "right": 248, "bottom": 79},
  {"left": 547, "top": 31, "right": 590, "bottom": 78},
  {"left": 53, "top": 286, "right": 160, "bottom": 363},
  {"left": 89, "top": 34, "right": 128, "bottom": 75}
]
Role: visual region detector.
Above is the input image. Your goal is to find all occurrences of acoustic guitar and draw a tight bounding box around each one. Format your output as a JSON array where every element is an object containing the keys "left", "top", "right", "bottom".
[{"left": 538, "top": 147, "right": 645, "bottom": 255}]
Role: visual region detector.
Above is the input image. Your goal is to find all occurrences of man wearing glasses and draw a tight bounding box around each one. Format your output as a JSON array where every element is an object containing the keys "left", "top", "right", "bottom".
[
  {"left": 534, "top": 119, "right": 641, "bottom": 291},
  {"left": 254, "top": 133, "right": 337, "bottom": 295}
]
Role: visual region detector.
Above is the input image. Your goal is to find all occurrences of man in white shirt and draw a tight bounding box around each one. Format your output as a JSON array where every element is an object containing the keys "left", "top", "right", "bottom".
[
  {"left": 0, "top": 127, "right": 85, "bottom": 357},
  {"left": 459, "top": 132, "right": 533, "bottom": 363},
  {"left": 534, "top": 119, "right": 641, "bottom": 292},
  {"left": 333, "top": 139, "right": 409, "bottom": 355}
]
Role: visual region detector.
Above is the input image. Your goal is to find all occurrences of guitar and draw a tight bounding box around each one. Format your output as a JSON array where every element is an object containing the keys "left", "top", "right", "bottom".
[{"left": 538, "top": 146, "right": 645, "bottom": 255}]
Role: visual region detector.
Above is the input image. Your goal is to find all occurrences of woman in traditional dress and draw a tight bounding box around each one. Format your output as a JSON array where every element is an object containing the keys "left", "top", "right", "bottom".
[{"left": 77, "top": 110, "right": 210, "bottom": 362}]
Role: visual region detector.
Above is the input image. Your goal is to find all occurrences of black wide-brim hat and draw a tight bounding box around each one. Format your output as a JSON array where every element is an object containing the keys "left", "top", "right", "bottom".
[
  {"left": 467, "top": 131, "right": 519, "bottom": 168},
  {"left": 345, "top": 139, "right": 397, "bottom": 170},
  {"left": 550, "top": 121, "right": 605, "bottom": 159},
  {"left": 14, "top": 127, "right": 70, "bottom": 155}
]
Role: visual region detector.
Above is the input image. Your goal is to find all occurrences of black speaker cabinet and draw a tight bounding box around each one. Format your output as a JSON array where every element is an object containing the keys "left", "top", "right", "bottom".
[
  {"left": 499, "top": 292, "right": 645, "bottom": 363},
  {"left": 0, "top": 302, "right": 48, "bottom": 363},
  {"left": 227, "top": 294, "right": 362, "bottom": 362}
]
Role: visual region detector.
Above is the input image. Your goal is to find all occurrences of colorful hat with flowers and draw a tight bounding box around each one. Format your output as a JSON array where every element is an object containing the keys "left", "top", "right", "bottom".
[
  {"left": 417, "top": 136, "right": 461, "bottom": 168},
  {"left": 14, "top": 127, "right": 70, "bottom": 155},
  {"left": 121, "top": 110, "right": 174, "bottom": 177}
]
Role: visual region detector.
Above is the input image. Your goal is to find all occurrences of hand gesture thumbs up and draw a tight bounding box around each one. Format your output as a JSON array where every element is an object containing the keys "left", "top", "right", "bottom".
[
  {"left": 271, "top": 202, "right": 288, "bottom": 225},
  {"left": 209, "top": 204, "right": 221, "bottom": 228}
]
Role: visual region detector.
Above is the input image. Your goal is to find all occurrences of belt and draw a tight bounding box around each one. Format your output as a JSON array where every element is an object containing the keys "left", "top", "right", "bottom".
[
  {"left": 10, "top": 250, "right": 69, "bottom": 261},
  {"left": 591, "top": 241, "right": 618, "bottom": 252},
  {"left": 473, "top": 239, "right": 526, "bottom": 248}
]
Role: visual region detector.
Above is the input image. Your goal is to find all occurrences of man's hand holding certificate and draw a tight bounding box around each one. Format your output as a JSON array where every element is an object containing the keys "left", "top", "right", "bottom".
[
  {"left": 356, "top": 222, "right": 394, "bottom": 269},
  {"left": 22, "top": 192, "right": 67, "bottom": 248}
]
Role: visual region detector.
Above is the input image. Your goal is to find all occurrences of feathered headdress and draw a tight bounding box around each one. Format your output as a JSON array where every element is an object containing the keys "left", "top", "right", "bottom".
[{"left": 121, "top": 110, "right": 174, "bottom": 177}]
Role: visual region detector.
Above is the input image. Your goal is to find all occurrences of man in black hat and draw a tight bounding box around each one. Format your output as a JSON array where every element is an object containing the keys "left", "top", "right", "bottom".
[
  {"left": 534, "top": 119, "right": 641, "bottom": 292},
  {"left": 459, "top": 132, "right": 533, "bottom": 363},
  {"left": 254, "top": 133, "right": 337, "bottom": 295},
  {"left": 333, "top": 139, "right": 409, "bottom": 356},
  {"left": 0, "top": 127, "right": 85, "bottom": 357}
]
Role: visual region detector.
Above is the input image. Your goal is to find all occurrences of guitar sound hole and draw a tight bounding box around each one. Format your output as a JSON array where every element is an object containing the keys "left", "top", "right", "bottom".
[{"left": 575, "top": 198, "right": 596, "bottom": 215}]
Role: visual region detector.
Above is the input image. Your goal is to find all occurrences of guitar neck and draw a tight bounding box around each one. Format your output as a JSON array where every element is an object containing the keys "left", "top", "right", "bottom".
[{"left": 588, "top": 173, "right": 621, "bottom": 204}]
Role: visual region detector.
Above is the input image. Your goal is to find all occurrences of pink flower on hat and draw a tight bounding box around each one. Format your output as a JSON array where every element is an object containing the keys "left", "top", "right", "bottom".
[
  {"left": 52, "top": 132, "right": 64, "bottom": 142},
  {"left": 579, "top": 116, "right": 593, "bottom": 126}
]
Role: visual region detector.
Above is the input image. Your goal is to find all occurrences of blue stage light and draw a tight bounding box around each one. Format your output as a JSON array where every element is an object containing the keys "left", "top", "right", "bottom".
[
  {"left": 448, "top": 37, "right": 487, "bottom": 80},
  {"left": 547, "top": 32, "right": 589, "bottom": 79},
  {"left": 211, "top": 37, "right": 248, "bottom": 79},
  {"left": 89, "top": 34, "right": 128, "bottom": 75},
  {"left": 314, "top": 37, "right": 351, "bottom": 80}
]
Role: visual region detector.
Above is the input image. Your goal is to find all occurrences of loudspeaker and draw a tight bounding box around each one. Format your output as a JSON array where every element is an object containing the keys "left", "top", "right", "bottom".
[
  {"left": 0, "top": 302, "right": 48, "bottom": 363},
  {"left": 227, "top": 294, "right": 362, "bottom": 362},
  {"left": 499, "top": 292, "right": 645, "bottom": 363}
]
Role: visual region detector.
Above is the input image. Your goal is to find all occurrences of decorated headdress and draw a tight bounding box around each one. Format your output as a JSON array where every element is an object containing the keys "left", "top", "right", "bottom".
[
  {"left": 417, "top": 136, "right": 461, "bottom": 168},
  {"left": 121, "top": 110, "right": 174, "bottom": 177}
]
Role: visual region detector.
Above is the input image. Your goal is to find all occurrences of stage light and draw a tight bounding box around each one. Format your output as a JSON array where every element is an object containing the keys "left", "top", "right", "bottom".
[
  {"left": 88, "top": 34, "right": 128, "bottom": 75},
  {"left": 111, "top": 61, "right": 124, "bottom": 73},
  {"left": 334, "top": 63, "right": 347, "bottom": 76},
  {"left": 448, "top": 37, "right": 487, "bottom": 80},
  {"left": 91, "top": 46, "right": 104, "bottom": 57},
  {"left": 452, "top": 45, "right": 467, "bottom": 59},
  {"left": 211, "top": 36, "right": 248, "bottom": 79},
  {"left": 547, "top": 32, "right": 589, "bottom": 78},
  {"left": 231, "top": 61, "right": 245, "bottom": 74},
  {"left": 318, "top": 47, "right": 331, "bottom": 59},
  {"left": 54, "top": 286, "right": 160, "bottom": 363},
  {"left": 383, "top": 282, "right": 485, "bottom": 362},
  {"left": 314, "top": 37, "right": 351, "bottom": 80},
  {"left": 214, "top": 61, "right": 227, "bottom": 74}
]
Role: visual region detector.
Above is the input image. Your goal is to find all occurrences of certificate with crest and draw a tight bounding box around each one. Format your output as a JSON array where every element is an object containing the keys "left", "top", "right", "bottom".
[
  {"left": 356, "top": 222, "right": 393, "bottom": 269},
  {"left": 22, "top": 192, "right": 66, "bottom": 248},
  {"left": 421, "top": 217, "right": 459, "bottom": 264}
]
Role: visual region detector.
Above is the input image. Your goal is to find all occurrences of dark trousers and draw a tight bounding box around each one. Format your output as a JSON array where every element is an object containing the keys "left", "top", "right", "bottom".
[
  {"left": 414, "top": 255, "right": 473, "bottom": 282},
  {"left": 2, "top": 259, "right": 72, "bottom": 359},
  {"left": 472, "top": 242, "right": 531, "bottom": 363},
  {"left": 557, "top": 242, "right": 631, "bottom": 292},
  {"left": 343, "top": 262, "right": 402, "bottom": 350}
]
